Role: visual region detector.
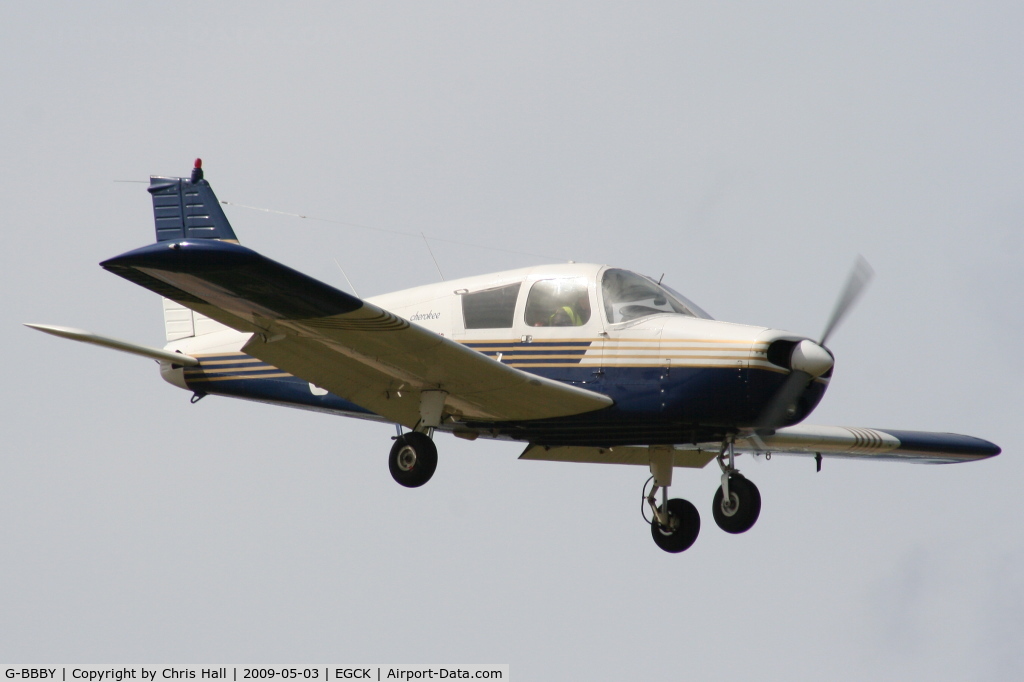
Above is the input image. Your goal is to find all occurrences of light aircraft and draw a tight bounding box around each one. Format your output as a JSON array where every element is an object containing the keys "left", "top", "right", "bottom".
[{"left": 28, "top": 160, "right": 1001, "bottom": 553}]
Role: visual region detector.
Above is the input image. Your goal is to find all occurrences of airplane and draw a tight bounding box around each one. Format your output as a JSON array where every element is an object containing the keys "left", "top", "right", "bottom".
[{"left": 27, "top": 160, "right": 1001, "bottom": 553}]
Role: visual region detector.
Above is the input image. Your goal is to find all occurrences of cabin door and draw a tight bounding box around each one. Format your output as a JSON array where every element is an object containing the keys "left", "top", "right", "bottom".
[{"left": 509, "top": 276, "right": 604, "bottom": 389}]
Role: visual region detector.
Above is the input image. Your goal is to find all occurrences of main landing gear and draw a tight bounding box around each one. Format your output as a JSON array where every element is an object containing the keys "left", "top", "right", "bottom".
[
  {"left": 387, "top": 390, "right": 446, "bottom": 488},
  {"left": 650, "top": 497, "right": 701, "bottom": 553},
  {"left": 389, "top": 430, "right": 437, "bottom": 488},
  {"left": 645, "top": 446, "right": 700, "bottom": 553},
  {"left": 645, "top": 439, "right": 762, "bottom": 553}
]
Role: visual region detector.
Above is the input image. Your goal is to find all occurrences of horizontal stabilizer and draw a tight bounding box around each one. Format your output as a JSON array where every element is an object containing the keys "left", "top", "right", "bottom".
[{"left": 24, "top": 323, "right": 199, "bottom": 366}]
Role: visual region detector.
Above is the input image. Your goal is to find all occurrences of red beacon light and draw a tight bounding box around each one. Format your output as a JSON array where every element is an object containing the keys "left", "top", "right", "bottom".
[{"left": 191, "top": 157, "right": 204, "bottom": 183}]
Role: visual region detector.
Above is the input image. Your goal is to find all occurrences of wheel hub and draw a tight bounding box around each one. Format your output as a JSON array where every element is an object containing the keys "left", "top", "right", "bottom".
[
  {"left": 720, "top": 492, "right": 740, "bottom": 517},
  {"left": 655, "top": 509, "right": 680, "bottom": 535},
  {"left": 397, "top": 446, "right": 417, "bottom": 471}
]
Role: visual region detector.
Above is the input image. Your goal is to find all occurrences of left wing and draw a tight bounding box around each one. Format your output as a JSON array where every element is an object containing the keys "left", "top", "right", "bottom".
[
  {"left": 737, "top": 424, "right": 1000, "bottom": 464},
  {"left": 101, "top": 239, "right": 613, "bottom": 428},
  {"left": 521, "top": 424, "right": 999, "bottom": 467}
]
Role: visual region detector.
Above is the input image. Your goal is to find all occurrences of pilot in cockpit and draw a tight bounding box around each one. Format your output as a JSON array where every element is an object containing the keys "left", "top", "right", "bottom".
[{"left": 549, "top": 289, "right": 591, "bottom": 326}]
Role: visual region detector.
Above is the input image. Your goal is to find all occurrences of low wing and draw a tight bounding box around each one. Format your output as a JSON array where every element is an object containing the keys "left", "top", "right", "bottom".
[
  {"left": 736, "top": 424, "right": 1000, "bottom": 464},
  {"left": 101, "top": 239, "right": 613, "bottom": 428},
  {"left": 520, "top": 424, "right": 999, "bottom": 467}
]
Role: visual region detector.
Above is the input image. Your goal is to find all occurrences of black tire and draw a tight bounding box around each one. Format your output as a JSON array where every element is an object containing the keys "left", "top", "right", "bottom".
[
  {"left": 650, "top": 498, "right": 701, "bottom": 553},
  {"left": 388, "top": 432, "right": 438, "bottom": 488},
  {"left": 712, "top": 474, "right": 761, "bottom": 534}
]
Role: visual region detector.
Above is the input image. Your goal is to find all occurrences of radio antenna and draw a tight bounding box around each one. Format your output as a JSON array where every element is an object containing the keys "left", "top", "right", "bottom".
[
  {"left": 422, "top": 232, "right": 445, "bottom": 281},
  {"left": 332, "top": 258, "right": 360, "bottom": 298}
]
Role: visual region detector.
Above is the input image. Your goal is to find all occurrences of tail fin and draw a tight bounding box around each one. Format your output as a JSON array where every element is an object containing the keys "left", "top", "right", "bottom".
[
  {"left": 149, "top": 159, "right": 238, "bottom": 243},
  {"left": 150, "top": 160, "right": 237, "bottom": 342}
]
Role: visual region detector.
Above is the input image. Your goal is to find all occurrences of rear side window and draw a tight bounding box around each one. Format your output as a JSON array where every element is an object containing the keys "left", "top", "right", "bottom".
[{"left": 461, "top": 283, "right": 522, "bottom": 329}]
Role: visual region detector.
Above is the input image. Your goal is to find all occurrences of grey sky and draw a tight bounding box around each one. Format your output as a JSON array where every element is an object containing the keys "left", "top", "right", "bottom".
[{"left": 2, "top": 2, "right": 1021, "bottom": 679}]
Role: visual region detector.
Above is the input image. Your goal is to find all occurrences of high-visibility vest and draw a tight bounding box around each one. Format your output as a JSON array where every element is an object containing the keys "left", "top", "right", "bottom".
[{"left": 554, "top": 305, "right": 583, "bottom": 326}]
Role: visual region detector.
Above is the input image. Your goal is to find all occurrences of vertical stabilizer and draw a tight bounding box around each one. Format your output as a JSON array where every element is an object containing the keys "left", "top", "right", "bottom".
[
  {"left": 150, "top": 160, "right": 237, "bottom": 341},
  {"left": 148, "top": 159, "right": 238, "bottom": 243}
]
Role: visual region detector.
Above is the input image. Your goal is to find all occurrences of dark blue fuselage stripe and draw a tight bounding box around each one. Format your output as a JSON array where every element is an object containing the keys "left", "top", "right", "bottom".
[
  {"left": 479, "top": 349, "right": 588, "bottom": 356},
  {"left": 465, "top": 341, "right": 593, "bottom": 349}
]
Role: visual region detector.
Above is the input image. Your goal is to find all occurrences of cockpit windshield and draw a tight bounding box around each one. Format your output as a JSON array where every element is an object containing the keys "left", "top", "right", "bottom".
[{"left": 601, "top": 268, "right": 713, "bottom": 323}]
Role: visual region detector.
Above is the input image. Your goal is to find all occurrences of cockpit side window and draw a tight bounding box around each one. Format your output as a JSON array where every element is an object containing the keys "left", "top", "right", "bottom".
[
  {"left": 601, "top": 269, "right": 708, "bottom": 323},
  {"left": 524, "top": 278, "right": 592, "bottom": 327},
  {"left": 461, "top": 282, "right": 522, "bottom": 329}
]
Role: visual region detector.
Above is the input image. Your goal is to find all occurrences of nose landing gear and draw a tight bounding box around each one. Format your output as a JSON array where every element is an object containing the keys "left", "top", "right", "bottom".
[
  {"left": 713, "top": 474, "right": 761, "bottom": 533},
  {"left": 712, "top": 439, "right": 761, "bottom": 534}
]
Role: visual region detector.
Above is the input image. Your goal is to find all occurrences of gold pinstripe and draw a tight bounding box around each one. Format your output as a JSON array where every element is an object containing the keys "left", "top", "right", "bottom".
[
  {"left": 474, "top": 345, "right": 595, "bottom": 352},
  {"left": 191, "top": 358, "right": 266, "bottom": 366},
  {"left": 183, "top": 337, "right": 787, "bottom": 381},
  {"left": 463, "top": 336, "right": 787, "bottom": 371},
  {"left": 186, "top": 353, "right": 288, "bottom": 382},
  {"left": 844, "top": 427, "right": 891, "bottom": 453},
  {"left": 507, "top": 362, "right": 763, "bottom": 370},
  {"left": 531, "top": 337, "right": 760, "bottom": 343},
  {"left": 186, "top": 372, "right": 293, "bottom": 382},
  {"left": 187, "top": 367, "right": 281, "bottom": 375}
]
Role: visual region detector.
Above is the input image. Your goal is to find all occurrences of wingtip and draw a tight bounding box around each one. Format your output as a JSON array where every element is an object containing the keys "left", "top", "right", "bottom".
[{"left": 24, "top": 323, "right": 85, "bottom": 337}]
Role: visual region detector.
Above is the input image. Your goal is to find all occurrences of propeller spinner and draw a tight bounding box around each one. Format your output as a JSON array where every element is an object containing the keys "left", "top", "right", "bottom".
[{"left": 755, "top": 256, "right": 874, "bottom": 432}]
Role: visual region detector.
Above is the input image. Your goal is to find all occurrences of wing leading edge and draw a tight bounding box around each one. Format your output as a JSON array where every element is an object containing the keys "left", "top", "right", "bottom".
[{"left": 101, "top": 239, "right": 613, "bottom": 428}]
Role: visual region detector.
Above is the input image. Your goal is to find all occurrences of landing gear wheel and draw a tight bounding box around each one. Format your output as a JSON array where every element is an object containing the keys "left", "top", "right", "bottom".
[
  {"left": 712, "top": 474, "right": 761, "bottom": 534},
  {"left": 650, "top": 498, "right": 701, "bottom": 553},
  {"left": 388, "top": 432, "right": 438, "bottom": 488}
]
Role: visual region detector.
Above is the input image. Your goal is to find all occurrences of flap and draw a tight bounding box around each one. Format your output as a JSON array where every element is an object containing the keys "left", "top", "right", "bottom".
[{"left": 520, "top": 444, "right": 717, "bottom": 469}]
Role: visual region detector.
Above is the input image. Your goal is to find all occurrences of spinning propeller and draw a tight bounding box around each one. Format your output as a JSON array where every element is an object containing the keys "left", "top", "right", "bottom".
[{"left": 755, "top": 256, "right": 874, "bottom": 433}]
